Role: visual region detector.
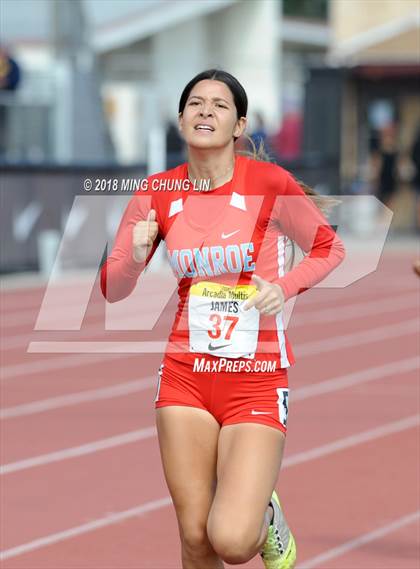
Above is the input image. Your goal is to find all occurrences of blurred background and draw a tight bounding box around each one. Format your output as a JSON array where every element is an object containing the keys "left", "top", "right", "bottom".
[
  {"left": 1, "top": 3, "right": 419, "bottom": 568},
  {"left": 1, "top": 0, "right": 419, "bottom": 275}
]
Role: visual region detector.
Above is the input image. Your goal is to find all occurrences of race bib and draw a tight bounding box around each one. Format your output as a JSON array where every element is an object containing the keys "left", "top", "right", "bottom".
[{"left": 188, "top": 281, "right": 260, "bottom": 359}]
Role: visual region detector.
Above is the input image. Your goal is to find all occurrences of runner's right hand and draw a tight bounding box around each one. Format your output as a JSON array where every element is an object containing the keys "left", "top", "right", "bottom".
[{"left": 132, "top": 209, "right": 159, "bottom": 263}]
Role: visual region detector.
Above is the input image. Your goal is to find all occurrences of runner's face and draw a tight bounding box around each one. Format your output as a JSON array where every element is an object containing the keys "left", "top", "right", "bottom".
[{"left": 179, "top": 79, "right": 246, "bottom": 149}]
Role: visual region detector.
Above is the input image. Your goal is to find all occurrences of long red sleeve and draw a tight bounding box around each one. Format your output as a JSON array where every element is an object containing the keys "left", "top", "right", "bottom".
[
  {"left": 273, "top": 174, "right": 345, "bottom": 301},
  {"left": 100, "top": 194, "right": 161, "bottom": 303}
]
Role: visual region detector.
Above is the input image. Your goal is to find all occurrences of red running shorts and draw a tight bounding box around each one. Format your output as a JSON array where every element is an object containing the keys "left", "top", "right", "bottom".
[{"left": 154, "top": 354, "right": 290, "bottom": 434}]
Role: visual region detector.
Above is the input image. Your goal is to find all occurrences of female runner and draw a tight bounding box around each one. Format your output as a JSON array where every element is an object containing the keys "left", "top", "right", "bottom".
[{"left": 101, "top": 69, "right": 345, "bottom": 568}]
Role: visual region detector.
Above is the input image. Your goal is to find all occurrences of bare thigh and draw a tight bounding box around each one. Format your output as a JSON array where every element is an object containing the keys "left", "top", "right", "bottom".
[
  {"left": 207, "top": 423, "right": 285, "bottom": 558},
  {"left": 155, "top": 406, "right": 220, "bottom": 546}
]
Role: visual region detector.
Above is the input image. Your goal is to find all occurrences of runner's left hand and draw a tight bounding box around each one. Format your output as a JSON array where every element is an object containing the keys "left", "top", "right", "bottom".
[{"left": 243, "top": 274, "right": 285, "bottom": 315}]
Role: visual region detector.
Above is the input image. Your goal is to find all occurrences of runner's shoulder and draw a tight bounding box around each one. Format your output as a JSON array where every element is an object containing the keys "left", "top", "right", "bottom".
[{"left": 240, "top": 155, "right": 291, "bottom": 195}]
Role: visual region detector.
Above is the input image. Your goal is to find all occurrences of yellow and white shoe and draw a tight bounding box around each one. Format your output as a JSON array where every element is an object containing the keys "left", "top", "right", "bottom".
[{"left": 260, "top": 490, "right": 297, "bottom": 569}]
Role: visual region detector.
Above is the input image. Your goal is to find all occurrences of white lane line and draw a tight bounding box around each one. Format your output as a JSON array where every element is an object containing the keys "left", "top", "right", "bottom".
[
  {"left": 1, "top": 352, "right": 141, "bottom": 381},
  {"left": 23, "top": 317, "right": 419, "bottom": 356},
  {"left": 1, "top": 405, "right": 418, "bottom": 476},
  {"left": 283, "top": 415, "right": 419, "bottom": 468},
  {"left": 3, "top": 299, "right": 167, "bottom": 335},
  {"left": 2, "top": 303, "right": 166, "bottom": 344},
  {"left": 1, "top": 302, "right": 103, "bottom": 329},
  {"left": 291, "top": 292, "right": 419, "bottom": 326},
  {"left": 297, "top": 318, "right": 419, "bottom": 357},
  {"left": 293, "top": 356, "right": 419, "bottom": 401},
  {"left": 0, "top": 496, "right": 173, "bottom": 561},
  {"left": 295, "top": 278, "right": 419, "bottom": 307},
  {"left": 3, "top": 273, "right": 417, "bottom": 315},
  {"left": 1, "top": 417, "right": 419, "bottom": 560},
  {"left": 2, "top": 277, "right": 417, "bottom": 321},
  {"left": 297, "top": 511, "right": 420, "bottom": 569},
  {"left": 0, "top": 427, "right": 157, "bottom": 475},
  {"left": 26, "top": 341, "right": 170, "bottom": 353},
  {"left": 2, "top": 356, "right": 418, "bottom": 420},
  {"left": 3, "top": 285, "right": 418, "bottom": 348},
  {"left": 0, "top": 376, "right": 156, "bottom": 419}
]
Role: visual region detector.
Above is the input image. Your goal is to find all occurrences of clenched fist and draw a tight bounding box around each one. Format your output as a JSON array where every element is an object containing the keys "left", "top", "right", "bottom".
[{"left": 132, "top": 209, "right": 159, "bottom": 263}]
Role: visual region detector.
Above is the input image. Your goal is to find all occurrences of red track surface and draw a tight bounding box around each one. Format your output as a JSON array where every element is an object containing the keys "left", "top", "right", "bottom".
[{"left": 1, "top": 242, "right": 419, "bottom": 568}]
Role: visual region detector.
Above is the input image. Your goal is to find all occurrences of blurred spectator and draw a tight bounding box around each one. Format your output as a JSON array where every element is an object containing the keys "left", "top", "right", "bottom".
[
  {"left": 250, "top": 111, "right": 268, "bottom": 149},
  {"left": 411, "top": 127, "right": 420, "bottom": 233},
  {"left": 272, "top": 110, "right": 302, "bottom": 161},
  {"left": 0, "top": 48, "right": 20, "bottom": 91},
  {"left": 0, "top": 48, "right": 21, "bottom": 159},
  {"left": 368, "top": 127, "right": 380, "bottom": 154},
  {"left": 166, "top": 120, "right": 185, "bottom": 169},
  {"left": 370, "top": 124, "right": 399, "bottom": 209}
]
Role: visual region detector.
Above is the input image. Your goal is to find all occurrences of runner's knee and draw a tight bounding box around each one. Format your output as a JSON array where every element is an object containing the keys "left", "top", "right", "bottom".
[
  {"left": 179, "top": 519, "right": 213, "bottom": 556},
  {"left": 208, "top": 521, "right": 259, "bottom": 564}
]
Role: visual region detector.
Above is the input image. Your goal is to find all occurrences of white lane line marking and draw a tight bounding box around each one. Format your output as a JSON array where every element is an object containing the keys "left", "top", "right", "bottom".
[
  {"left": 2, "top": 275, "right": 416, "bottom": 316},
  {"left": 1, "top": 352, "right": 141, "bottom": 380},
  {"left": 2, "top": 302, "right": 103, "bottom": 330},
  {"left": 296, "top": 278, "right": 419, "bottom": 307},
  {"left": 0, "top": 427, "right": 157, "bottom": 475},
  {"left": 3, "top": 285, "right": 418, "bottom": 346},
  {"left": 2, "top": 356, "right": 418, "bottom": 420},
  {"left": 22, "top": 317, "right": 419, "bottom": 358},
  {"left": 0, "top": 497, "right": 173, "bottom": 561},
  {"left": 0, "top": 376, "right": 156, "bottom": 419},
  {"left": 11, "top": 289, "right": 413, "bottom": 348},
  {"left": 297, "top": 318, "right": 419, "bottom": 357},
  {"left": 283, "top": 415, "right": 419, "bottom": 468},
  {"left": 1, "top": 409, "right": 418, "bottom": 476},
  {"left": 26, "top": 341, "right": 169, "bottom": 353},
  {"left": 3, "top": 295, "right": 167, "bottom": 332},
  {"left": 298, "top": 510, "right": 420, "bottom": 569},
  {"left": 291, "top": 292, "right": 419, "bottom": 326},
  {"left": 1, "top": 419, "right": 419, "bottom": 560},
  {"left": 293, "top": 356, "right": 419, "bottom": 401}
]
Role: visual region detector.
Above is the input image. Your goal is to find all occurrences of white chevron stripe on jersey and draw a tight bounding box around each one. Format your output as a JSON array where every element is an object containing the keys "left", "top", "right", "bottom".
[
  {"left": 154, "top": 363, "right": 164, "bottom": 402},
  {"left": 168, "top": 198, "right": 183, "bottom": 218},
  {"left": 276, "top": 235, "right": 290, "bottom": 367},
  {"left": 229, "top": 192, "right": 246, "bottom": 211}
]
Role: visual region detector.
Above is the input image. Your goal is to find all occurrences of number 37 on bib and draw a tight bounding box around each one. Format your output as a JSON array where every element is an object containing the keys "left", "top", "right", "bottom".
[{"left": 188, "top": 281, "right": 260, "bottom": 359}]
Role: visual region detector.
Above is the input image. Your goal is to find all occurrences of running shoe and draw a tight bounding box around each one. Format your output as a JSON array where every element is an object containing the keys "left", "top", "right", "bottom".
[{"left": 260, "top": 490, "right": 296, "bottom": 569}]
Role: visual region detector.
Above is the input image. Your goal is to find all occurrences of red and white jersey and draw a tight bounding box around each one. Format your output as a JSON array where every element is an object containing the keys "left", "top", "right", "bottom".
[{"left": 101, "top": 155, "right": 345, "bottom": 369}]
